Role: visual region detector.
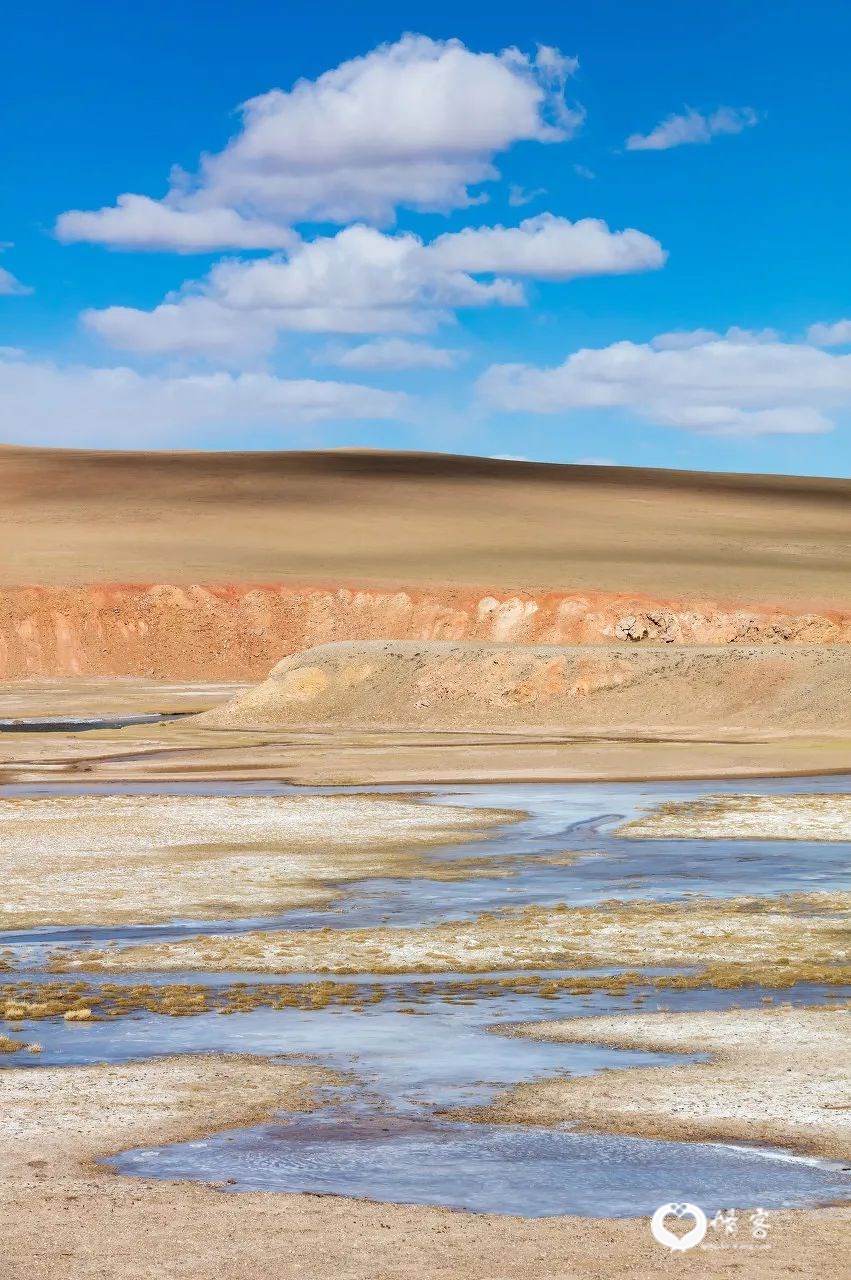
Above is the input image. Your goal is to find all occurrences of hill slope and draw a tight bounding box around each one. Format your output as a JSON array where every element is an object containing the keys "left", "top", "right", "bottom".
[{"left": 2, "top": 447, "right": 849, "bottom": 605}]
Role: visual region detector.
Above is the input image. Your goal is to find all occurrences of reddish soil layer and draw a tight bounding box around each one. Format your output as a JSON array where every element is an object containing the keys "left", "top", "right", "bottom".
[{"left": 2, "top": 583, "right": 850, "bottom": 679}]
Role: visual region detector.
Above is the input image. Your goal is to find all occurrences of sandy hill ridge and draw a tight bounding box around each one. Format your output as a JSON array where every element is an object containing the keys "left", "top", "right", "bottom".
[{"left": 2, "top": 446, "right": 849, "bottom": 605}]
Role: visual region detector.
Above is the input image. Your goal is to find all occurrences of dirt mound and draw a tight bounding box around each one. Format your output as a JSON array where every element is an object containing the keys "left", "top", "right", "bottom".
[{"left": 195, "top": 641, "right": 851, "bottom": 733}]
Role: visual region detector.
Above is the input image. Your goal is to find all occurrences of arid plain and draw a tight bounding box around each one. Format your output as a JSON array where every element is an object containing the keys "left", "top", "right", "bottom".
[{"left": 1, "top": 447, "right": 849, "bottom": 1278}]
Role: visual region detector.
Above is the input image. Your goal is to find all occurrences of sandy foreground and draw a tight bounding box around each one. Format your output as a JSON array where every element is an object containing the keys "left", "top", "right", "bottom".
[
  {"left": 59, "top": 892, "right": 850, "bottom": 976},
  {"left": 461, "top": 1008, "right": 851, "bottom": 1159},
  {"left": 0, "top": 793, "right": 518, "bottom": 930},
  {"left": 0, "top": 1048, "right": 847, "bottom": 1280},
  {"left": 620, "top": 793, "right": 851, "bottom": 841},
  {"left": 3, "top": 709, "right": 851, "bottom": 788}
]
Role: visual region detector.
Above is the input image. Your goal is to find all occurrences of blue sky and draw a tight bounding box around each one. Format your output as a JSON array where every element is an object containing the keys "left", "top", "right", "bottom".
[{"left": 2, "top": 0, "right": 851, "bottom": 474}]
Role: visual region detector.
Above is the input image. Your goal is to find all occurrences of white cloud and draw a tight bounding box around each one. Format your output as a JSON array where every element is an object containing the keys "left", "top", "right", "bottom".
[
  {"left": 328, "top": 339, "right": 464, "bottom": 371},
  {"left": 0, "top": 349, "right": 405, "bottom": 447},
  {"left": 83, "top": 298, "right": 284, "bottom": 361},
  {"left": 429, "top": 214, "right": 665, "bottom": 280},
  {"left": 55, "top": 37, "right": 581, "bottom": 250},
  {"left": 57, "top": 196, "right": 295, "bottom": 253},
  {"left": 626, "top": 106, "right": 758, "bottom": 152},
  {"left": 0, "top": 254, "right": 32, "bottom": 296},
  {"left": 508, "top": 184, "right": 546, "bottom": 206},
  {"left": 573, "top": 164, "right": 596, "bottom": 180},
  {"left": 650, "top": 327, "right": 778, "bottom": 350},
  {"left": 807, "top": 319, "right": 851, "bottom": 347},
  {"left": 477, "top": 329, "right": 851, "bottom": 437},
  {"left": 85, "top": 216, "right": 664, "bottom": 360}
]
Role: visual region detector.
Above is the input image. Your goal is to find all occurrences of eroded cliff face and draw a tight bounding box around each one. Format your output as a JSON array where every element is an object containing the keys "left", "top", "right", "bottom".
[{"left": 1, "top": 583, "right": 849, "bottom": 680}]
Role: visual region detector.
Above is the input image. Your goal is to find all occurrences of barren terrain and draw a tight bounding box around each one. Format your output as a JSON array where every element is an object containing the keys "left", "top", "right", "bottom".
[
  {"left": 1, "top": 1051, "right": 846, "bottom": 1280},
  {"left": 0, "top": 793, "right": 517, "bottom": 929},
  {"left": 2, "top": 448, "right": 849, "bottom": 679},
  {"left": 462, "top": 1008, "right": 851, "bottom": 1158},
  {"left": 619, "top": 792, "right": 851, "bottom": 841},
  {"left": 3, "top": 447, "right": 848, "bottom": 600},
  {"left": 196, "top": 639, "right": 851, "bottom": 733}
]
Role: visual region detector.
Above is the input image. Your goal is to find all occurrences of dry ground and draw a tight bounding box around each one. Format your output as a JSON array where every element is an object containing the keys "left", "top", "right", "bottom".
[
  {"left": 57, "top": 892, "right": 850, "bottom": 977},
  {"left": 3, "top": 446, "right": 849, "bottom": 606},
  {"left": 194, "top": 640, "right": 851, "bottom": 733},
  {"left": 0, "top": 793, "right": 518, "bottom": 930},
  {"left": 462, "top": 1008, "right": 851, "bottom": 1159},
  {"left": 0, "top": 1050, "right": 847, "bottom": 1280},
  {"left": 2, "top": 684, "right": 851, "bottom": 788},
  {"left": 619, "top": 792, "right": 851, "bottom": 840}
]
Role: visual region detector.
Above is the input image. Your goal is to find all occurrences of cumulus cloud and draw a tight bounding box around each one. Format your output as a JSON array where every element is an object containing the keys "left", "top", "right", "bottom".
[
  {"left": 807, "top": 319, "right": 851, "bottom": 347},
  {"left": 429, "top": 214, "right": 665, "bottom": 279},
  {"left": 0, "top": 348, "right": 405, "bottom": 447},
  {"left": 327, "top": 339, "right": 464, "bottom": 370},
  {"left": 626, "top": 106, "right": 758, "bottom": 152},
  {"left": 55, "top": 36, "right": 581, "bottom": 250},
  {"left": 85, "top": 216, "right": 664, "bottom": 359},
  {"left": 57, "top": 196, "right": 295, "bottom": 253},
  {"left": 650, "top": 326, "right": 778, "bottom": 350},
  {"left": 477, "top": 329, "right": 851, "bottom": 437}
]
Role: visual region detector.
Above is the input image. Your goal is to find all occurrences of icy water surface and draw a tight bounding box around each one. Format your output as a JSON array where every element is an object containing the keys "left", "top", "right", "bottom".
[
  {"left": 0, "top": 713, "right": 188, "bottom": 732},
  {"left": 7, "top": 972, "right": 849, "bottom": 1217},
  {"left": 2, "top": 774, "right": 848, "bottom": 956},
  {"left": 2, "top": 773, "right": 849, "bottom": 1217}
]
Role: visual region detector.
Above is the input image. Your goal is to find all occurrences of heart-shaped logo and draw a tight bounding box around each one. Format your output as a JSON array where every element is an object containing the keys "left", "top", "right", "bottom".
[{"left": 651, "top": 1202, "right": 708, "bottom": 1252}]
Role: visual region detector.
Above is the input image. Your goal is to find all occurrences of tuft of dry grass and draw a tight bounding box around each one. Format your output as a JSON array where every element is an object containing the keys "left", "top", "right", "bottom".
[
  {"left": 55, "top": 891, "right": 850, "bottom": 977},
  {"left": 619, "top": 792, "right": 851, "bottom": 841}
]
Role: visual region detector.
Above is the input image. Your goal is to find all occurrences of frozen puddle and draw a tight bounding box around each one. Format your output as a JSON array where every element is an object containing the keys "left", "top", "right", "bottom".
[
  {"left": 2, "top": 775, "right": 848, "bottom": 962},
  {"left": 114, "top": 1114, "right": 851, "bottom": 1218}
]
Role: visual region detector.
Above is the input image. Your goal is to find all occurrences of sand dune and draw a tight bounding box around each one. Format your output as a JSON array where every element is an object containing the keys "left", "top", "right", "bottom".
[{"left": 195, "top": 640, "right": 851, "bottom": 733}]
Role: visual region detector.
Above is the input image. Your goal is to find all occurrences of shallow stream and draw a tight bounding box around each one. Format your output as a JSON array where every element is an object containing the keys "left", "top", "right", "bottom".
[{"left": 2, "top": 773, "right": 849, "bottom": 1217}]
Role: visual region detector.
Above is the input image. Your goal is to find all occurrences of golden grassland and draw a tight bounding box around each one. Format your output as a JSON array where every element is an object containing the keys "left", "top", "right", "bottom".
[{"left": 1, "top": 968, "right": 849, "bottom": 1030}]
